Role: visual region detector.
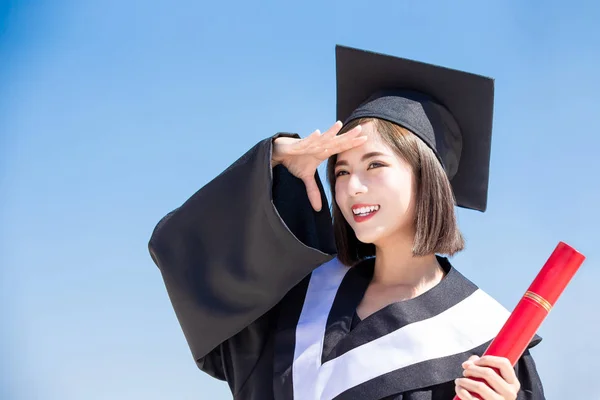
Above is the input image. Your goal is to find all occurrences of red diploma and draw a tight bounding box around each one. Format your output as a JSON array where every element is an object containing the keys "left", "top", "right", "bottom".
[{"left": 453, "top": 241, "right": 585, "bottom": 400}]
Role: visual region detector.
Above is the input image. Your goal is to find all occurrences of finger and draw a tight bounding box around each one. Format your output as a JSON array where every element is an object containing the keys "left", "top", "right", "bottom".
[
  {"left": 328, "top": 132, "right": 368, "bottom": 155},
  {"left": 287, "top": 129, "right": 322, "bottom": 154},
  {"left": 319, "top": 122, "right": 362, "bottom": 146},
  {"left": 300, "top": 123, "right": 345, "bottom": 155},
  {"left": 455, "top": 378, "right": 501, "bottom": 400},
  {"left": 474, "top": 356, "right": 518, "bottom": 385},
  {"left": 455, "top": 384, "right": 476, "bottom": 400},
  {"left": 291, "top": 127, "right": 342, "bottom": 156},
  {"left": 335, "top": 123, "right": 364, "bottom": 140},
  {"left": 316, "top": 124, "right": 365, "bottom": 154},
  {"left": 302, "top": 176, "right": 323, "bottom": 212},
  {"left": 321, "top": 121, "right": 343, "bottom": 139},
  {"left": 300, "top": 124, "right": 366, "bottom": 157},
  {"left": 305, "top": 134, "right": 368, "bottom": 159},
  {"left": 463, "top": 365, "right": 515, "bottom": 398}
]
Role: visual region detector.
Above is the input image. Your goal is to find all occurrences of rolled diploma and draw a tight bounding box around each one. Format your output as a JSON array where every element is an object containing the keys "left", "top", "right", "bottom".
[{"left": 453, "top": 241, "right": 585, "bottom": 400}]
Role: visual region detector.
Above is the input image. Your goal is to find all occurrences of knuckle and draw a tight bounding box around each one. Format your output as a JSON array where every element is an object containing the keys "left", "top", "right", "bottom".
[
  {"left": 479, "top": 367, "right": 494, "bottom": 379},
  {"left": 471, "top": 380, "right": 486, "bottom": 390}
]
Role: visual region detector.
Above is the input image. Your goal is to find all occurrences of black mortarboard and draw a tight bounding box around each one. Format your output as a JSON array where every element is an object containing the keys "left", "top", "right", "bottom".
[{"left": 335, "top": 45, "right": 494, "bottom": 212}]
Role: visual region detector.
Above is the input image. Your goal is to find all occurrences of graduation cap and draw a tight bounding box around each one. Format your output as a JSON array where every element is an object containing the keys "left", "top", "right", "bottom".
[{"left": 335, "top": 45, "right": 495, "bottom": 212}]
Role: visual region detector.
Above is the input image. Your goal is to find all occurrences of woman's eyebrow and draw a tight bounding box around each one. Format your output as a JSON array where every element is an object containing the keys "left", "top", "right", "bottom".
[{"left": 335, "top": 152, "right": 388, "bottom": 167}]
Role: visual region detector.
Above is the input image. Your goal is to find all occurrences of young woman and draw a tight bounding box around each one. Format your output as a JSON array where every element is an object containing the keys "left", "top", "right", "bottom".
[{"left": 148, "top": 46, "right": 545, "bottom": 399}]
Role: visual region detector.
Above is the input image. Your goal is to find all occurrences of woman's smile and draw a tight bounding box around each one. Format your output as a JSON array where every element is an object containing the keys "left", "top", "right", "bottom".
[{"left": 351, "top": 203, "right": 380, "bottom": 222}]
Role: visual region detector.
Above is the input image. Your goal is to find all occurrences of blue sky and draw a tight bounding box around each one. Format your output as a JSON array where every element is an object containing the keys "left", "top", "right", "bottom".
[{"left": 1, "top": 1, "right": 599, "bottom": 399}]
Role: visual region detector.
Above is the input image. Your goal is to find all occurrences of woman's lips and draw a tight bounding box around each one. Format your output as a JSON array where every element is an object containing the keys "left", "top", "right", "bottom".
[
  {"left": 351, "top": 204, "right": 380, "bottom": 223},
  {"left": 353, "top": 210, "right": 378, "bottom": 222}
]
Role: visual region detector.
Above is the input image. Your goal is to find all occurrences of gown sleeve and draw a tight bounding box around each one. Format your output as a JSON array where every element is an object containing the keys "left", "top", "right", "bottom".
[{"left": 147, "top": 133, "right": 336, "bottom": 392}]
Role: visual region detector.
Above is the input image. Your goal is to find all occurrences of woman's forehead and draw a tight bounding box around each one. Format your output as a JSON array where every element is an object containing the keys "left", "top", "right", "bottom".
[{"left": 337, "top": 124, "right": 393, "bottom": 161}]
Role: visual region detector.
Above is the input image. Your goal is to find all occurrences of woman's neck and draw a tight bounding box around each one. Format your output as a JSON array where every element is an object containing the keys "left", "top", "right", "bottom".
[{"left": 371, "top": 233, "right": 444, "bottom": 294}]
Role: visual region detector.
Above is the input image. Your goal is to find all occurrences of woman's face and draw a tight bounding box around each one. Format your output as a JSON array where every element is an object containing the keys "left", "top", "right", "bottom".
[{"left": 334, "top": 122, "right": 417, "bottom": 245}]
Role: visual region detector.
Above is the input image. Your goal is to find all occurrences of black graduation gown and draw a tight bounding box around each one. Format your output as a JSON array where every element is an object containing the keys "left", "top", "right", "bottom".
[{"left": 148, "top": 134, "right": 546, "bottom": 400}]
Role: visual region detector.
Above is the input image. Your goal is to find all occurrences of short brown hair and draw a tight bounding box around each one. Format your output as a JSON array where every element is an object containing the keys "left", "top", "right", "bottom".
[{"left": 326, "top": 117, "right": 465, "bottom": 266}]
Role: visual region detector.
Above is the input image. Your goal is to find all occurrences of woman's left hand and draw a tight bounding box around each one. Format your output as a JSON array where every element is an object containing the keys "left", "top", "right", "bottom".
[{"left": 454, "top": 355, "right": 520, "bottom": 400}]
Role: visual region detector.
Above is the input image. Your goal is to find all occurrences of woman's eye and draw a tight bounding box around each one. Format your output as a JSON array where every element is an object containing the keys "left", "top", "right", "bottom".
[
  {"left": 368, "top": 162, "right": 384, "bottom": 169},
  {"left": 335, "top": 170, "right": 348, "bottom": 177}
]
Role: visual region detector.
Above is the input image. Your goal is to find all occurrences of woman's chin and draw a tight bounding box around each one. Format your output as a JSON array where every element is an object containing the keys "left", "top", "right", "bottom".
[{"left": 355, "top": 232, "right": 381, "bottom": 245}]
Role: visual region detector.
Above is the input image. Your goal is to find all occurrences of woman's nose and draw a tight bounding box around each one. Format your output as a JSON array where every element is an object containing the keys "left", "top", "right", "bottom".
[{"left": 348, "top": 174, "right": 368, "bottom": 196}]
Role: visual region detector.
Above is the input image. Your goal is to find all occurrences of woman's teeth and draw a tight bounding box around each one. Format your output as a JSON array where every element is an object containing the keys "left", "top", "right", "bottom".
[{"left": 352, "top": 205, "right": 380, "bottom": 216}]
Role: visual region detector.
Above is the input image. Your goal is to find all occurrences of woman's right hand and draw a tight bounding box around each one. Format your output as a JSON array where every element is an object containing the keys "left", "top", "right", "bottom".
[{"left": 272, "top": 121, "right": 366, "bottom": 212}]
